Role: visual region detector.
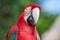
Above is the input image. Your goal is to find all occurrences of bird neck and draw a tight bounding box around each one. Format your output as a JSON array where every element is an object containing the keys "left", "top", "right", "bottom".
[
  {"left": 18, "top": 15, "right": 37, "bottom": 35},
  {"left": 17, "top": 12, "right": 36, "bottom": 33},
  {"left": 29, "top": 24, "right": 36, "bottom": 30}
]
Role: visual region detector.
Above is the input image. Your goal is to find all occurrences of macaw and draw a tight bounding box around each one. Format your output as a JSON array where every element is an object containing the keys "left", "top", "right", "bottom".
[
  {"left": 6, "top": 4, "right": 41, "bottom": 40},
  {"left": 42, "top": 15, "right": 60, "bottom": 40}
]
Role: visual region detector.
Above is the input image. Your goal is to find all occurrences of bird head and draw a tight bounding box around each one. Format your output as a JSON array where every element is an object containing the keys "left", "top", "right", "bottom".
[{"left": 18, "top": 4, "right": 41, "bottom": 25}]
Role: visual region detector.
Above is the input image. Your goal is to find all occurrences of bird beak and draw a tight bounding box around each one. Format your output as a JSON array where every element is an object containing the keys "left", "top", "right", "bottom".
[
  {"left": 27, "top": 14, "right": 35, "bottom": 25},
  {"left": 27, "top": 8, "right": 40, "bottom": 25},
  {"left": 32, "top": 8, "right": 40, "bottom": 24}
]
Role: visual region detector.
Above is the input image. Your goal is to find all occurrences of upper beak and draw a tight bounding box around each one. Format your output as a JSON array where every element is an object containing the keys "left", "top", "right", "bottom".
[{"left": 27, "top": 8, "right": 40, "bottom": 25}]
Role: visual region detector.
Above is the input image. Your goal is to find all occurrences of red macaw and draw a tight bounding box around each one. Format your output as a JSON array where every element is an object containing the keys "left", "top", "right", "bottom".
[{"left": 6, "top": 4, "right": 41, "bottom": 40}]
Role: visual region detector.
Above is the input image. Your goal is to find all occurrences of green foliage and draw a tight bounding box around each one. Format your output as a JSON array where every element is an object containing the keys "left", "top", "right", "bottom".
[{"left": 37, "top": 12, "right": 56, "bottom": 35}]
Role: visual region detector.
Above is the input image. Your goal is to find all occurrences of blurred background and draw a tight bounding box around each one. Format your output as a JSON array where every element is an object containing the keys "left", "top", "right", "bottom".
[{"left": 0, "top": 0, "right": 60, "bottom": 40}]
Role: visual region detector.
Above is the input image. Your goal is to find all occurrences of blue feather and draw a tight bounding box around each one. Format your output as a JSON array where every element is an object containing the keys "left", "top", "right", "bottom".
[{"left": 13, "top": 34, "right": 16, "bottom": 40}]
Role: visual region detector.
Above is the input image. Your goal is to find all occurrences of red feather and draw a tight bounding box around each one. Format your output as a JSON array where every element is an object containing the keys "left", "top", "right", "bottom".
[{"left": 6, "top": 4, "right": 41, "bottom": 40}]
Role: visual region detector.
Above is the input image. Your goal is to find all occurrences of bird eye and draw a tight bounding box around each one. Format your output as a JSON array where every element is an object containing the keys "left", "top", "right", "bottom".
[
  {"left": 25, "top": 8, "right": 29, "bottom": 12},
  {"left": 24, "top": 6, "right": 31, "bottom": 13},
  {"left": 26, "top": 8, "right": 28, "bottom": 10}
]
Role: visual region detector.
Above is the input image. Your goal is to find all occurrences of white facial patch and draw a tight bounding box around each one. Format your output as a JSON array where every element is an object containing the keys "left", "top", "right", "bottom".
[
  {"left": 32, "top": 8, "right": 40, "bottom": 23},
  {"left": 24, "top": 6, "right": 31, "bottom": 22},
  {"left": 24, "top": 6, "right": 31, "bottom": 14}
]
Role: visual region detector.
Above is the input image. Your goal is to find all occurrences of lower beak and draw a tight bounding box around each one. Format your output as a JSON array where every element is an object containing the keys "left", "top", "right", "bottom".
[{"left": 27, "top": 15, "right": 35, "bottom": 25}]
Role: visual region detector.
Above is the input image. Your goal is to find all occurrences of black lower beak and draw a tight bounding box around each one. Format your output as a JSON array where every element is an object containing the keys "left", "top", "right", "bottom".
[{"left": 27, "top": 15, "right": 35, "bottom": 25}]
